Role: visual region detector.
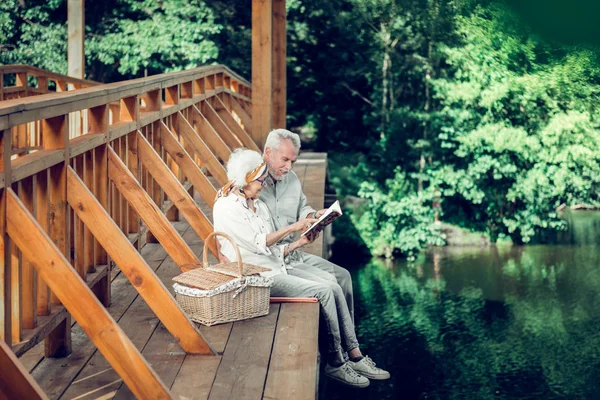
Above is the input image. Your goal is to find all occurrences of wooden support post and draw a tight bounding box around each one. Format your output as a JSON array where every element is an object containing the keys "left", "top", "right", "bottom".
[
  {"left": 160, "top": 122, "right": 218, "bottom": 207},
  {"left": 126, "top": 131, "right": 140, "bottom": 234},
  {"left": 42, "top": 115, "right": 71, "bottom": 357},
  {"left": 107, "top": 147, "right": 200, "bottom": 269},
  {"left": 252, "top": 0, "right": 273, "bottom": 148},
  {"left": 201, "top": 101, "right": 244, "bottom": 150},
  {"left": 136, "top": 132, "right": 219, "bottom": 257},
  {"left": 0, "top": 131, "right": 10, "bottom": 345},
  {"left": 68, "top": 0, "right": 85, "bottom": 79},
  {"left": 35, "top": 171, "right": 50, "bottom": 316},
  {"left": 19, "top": 177, "right": 36, "bottom": 330},
  {"left": 272, "top": 0, "right": 287, "bottom": 129},
  {"left": 83, "top": 152, "right": 95, "bottom": 272},
  {"left": 0, "top": 339, "right": 48, "bottom": 400},
  {"left": 179, "top": 112, "right": 228, "bottom": 187},
  {"left": 213, "top": 97, "right": 260, "bottom": 151},
  {"left": 66, "top": 167, "right": 214, "bottom": 354},
  {"left": 5, "top": 189, "right": 172, "bottom": 399}
]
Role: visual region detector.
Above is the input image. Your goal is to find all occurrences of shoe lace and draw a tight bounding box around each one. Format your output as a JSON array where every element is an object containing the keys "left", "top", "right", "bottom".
[
  {"left": 362, "top": 355, "right": 377, "bottom": 368},
  {"left": 343, "top": 363, "right": 363, "bottom": 380}
]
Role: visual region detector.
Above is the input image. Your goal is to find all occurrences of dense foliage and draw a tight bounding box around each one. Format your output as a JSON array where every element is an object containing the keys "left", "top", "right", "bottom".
[{"left": 2, "top": 0, "right": 600, "bottom": 258}]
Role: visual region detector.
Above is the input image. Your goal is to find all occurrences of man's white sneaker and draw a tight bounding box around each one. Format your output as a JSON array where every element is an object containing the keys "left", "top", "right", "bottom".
[
  {"left": 348, "top": 356, "right": 391, "bottom": 380},
  {"left": 324, "top": 362, "right": 370, "bottom": 388}
]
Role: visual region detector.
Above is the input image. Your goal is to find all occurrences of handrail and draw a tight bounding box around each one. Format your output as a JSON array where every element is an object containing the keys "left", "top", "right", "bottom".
[
  {"left": 0, "top": 64, "right": 101, "bottom": 88},
  {"left": 0, "top": 64, "right": 251, "bottom": 130}
]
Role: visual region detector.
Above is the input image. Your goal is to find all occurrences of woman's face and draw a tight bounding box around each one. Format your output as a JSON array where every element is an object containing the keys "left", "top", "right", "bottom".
[{"left": 243, "top": 172, "right": 268, "bottom": 199}]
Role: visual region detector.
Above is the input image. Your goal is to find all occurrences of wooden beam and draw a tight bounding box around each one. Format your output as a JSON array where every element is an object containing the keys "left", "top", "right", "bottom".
[
  {"left": 67, "top": 0, "right": 85, "bottom": 80},
  {"left": 107, "top": 146, "right": 200, "bottom": 269},
  {"left": 213, "top": 97, "right": 260, "bottom": 152},
  {"left": 0, "top": 338, "right": 48, "bottom": 400},
  {"left": 137, "top": 131, "right": 218, "bottom": 257},
  {"left": 66, "top": 167, "right": 213, "bottom": 355},
  {"left": 160, "top": 121, "right": 218, "bottom": 206},
  {"left": 252, "top": 0, "right": 273, "bottom": 148},
  {"left": 5, "top": 188, "right": 172, "bottom": 400},
  {"left": 229, "top": 95, "right": 252, "bottom": 136},
  {"left": 272, "top": 0, "right": 287, "bottom": 129},
  {"left": 190, "top": 106, "right": 231, "bottom": 165},
  {"left": 201, "top": 101, "right": 244, "bottom": 150}
]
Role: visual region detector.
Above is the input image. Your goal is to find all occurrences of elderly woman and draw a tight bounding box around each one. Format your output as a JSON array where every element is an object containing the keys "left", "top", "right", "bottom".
[{"left": 213, "top": 148, "right": 389, "bottom": 388}]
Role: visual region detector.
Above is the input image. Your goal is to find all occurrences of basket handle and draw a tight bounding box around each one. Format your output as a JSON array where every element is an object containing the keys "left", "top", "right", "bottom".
[{"left": 203, "top": 231, "right": 243, "bottom": 278}]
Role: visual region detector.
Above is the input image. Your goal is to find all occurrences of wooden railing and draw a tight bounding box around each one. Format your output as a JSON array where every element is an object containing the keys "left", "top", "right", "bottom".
[{"left": 0, "top": 64, "right": 256, "bottom": 399}]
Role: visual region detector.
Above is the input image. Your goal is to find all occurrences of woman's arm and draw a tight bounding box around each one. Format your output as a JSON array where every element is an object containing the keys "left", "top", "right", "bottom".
[{"left": 265, "top": 218, "right": 317, "bottom": 246}]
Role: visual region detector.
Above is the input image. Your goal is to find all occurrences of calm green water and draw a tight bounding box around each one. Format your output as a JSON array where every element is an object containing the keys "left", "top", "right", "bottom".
[{"left": 323, "top": 211, "right": 600, "bottom": 399}]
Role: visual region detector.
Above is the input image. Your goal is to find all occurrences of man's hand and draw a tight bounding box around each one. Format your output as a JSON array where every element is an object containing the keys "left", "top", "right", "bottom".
[{"left": 314, "top": 209, "right": 327, "bottom": 218}]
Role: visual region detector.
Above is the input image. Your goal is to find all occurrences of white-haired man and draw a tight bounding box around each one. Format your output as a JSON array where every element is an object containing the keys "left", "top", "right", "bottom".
[{"left": 260, "top": 129, "right": 355, "bottom": 322}]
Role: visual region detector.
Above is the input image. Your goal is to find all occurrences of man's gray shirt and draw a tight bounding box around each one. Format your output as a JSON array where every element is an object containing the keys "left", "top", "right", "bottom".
[{"left": 260, "top": 170, "right": 316, "bottom": 245}]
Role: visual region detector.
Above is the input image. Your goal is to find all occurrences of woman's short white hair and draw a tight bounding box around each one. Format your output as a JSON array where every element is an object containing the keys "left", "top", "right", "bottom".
[
  {"left": 226, "top": 148, "right": 264, "bottom": 188},
  {"left": 264, "top": 129, "right": 301, "bottom": 152}
]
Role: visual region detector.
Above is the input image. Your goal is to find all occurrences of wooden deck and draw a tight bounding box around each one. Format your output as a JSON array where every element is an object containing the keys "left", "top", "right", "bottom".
[{"left": 20, "top": 153, "right": 327, "bottom": 400}]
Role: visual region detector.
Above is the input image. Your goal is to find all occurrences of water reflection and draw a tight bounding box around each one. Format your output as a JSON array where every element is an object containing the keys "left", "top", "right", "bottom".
[{"left": 324, "top": 212, "right": 600, "bottom": 400}]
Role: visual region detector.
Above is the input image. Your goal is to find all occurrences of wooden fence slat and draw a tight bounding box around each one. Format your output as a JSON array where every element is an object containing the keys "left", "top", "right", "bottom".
[
  {"left": 160, "top": 121, "right": 218, "bottom": 207},
  {"left": 107, "top": 146, "right": 200, "bottom": 270},
  {"left": 5, "top": 188, "right": 172, "bottom": 400},
  {"left": 0, "top": 338, "right": 48, "bottom": 400},
  {"left": 136, "top": 131, "right": 218, "bottom": 257},
  {"left": 66, "top": 167, "right": 214, "bottom": 355},
  {"left": 179, "top": 111, "right": 228, "bottom": 187}
]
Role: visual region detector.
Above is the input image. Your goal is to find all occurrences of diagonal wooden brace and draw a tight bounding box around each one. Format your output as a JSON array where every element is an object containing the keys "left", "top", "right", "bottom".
[
  {"left": 0, "top": 338, "right": 48, "bottom": 400},
  {"left": 160, "top": 121, "right": 218, "bottom": 206},
  {"left": 136, "top": 131, "right": 219, "bottom": 257},
  {"left": 65, "top": 167, "right": 214, "bottom": 355},
  {"left": 178, "top": 111, "right": 228, "bottom": 186},
  {"left": 107, "top": 147, "right": 200, "bottom": 270},
  {"left": 213, "top": 96, "right": 260, "bottom": 152},
  {"left": 190, "top": 105, "right": 232, "bottom": 164},
  {"left": 5, "top": 189, "right": 173, "bottom": 399}
]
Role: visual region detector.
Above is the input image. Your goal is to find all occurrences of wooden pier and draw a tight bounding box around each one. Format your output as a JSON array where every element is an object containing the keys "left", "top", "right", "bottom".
[{"left": 0, "top": 64, "right": 327, "bottom": 399}]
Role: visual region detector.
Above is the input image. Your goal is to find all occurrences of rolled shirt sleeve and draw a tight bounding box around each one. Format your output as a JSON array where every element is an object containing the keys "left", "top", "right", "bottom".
[{"left": 298, "top": 189, "right": 316, "bottom": 221}]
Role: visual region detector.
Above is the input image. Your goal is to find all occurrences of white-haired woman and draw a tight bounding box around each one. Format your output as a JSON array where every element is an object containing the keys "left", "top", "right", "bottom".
[{"left": 213, "top": 148, "right": 389, "bottom": 388}]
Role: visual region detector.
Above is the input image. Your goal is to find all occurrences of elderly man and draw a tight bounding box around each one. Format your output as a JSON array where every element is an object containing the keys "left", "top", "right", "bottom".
[{"left": 259, "top": 129, "right": 355, "bottom": 322}]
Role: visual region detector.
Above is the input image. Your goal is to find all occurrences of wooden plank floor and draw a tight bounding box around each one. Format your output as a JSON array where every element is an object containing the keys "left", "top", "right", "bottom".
[{"left": 22, "top": 153, "right": 328, "bottom": 400}]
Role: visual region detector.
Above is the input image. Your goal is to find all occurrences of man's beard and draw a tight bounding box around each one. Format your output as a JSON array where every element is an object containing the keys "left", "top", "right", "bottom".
[
  {"left": 267, "top": 164, "right": 287, "bottom": 181},
  {"left": 266, "top": 155, "right": 289, "bottom": 181}
]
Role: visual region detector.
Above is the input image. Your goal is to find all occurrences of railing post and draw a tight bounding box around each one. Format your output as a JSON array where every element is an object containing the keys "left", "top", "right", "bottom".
[
  {"left": 0, "top": 130, "right": 12, "bottom": 345},
  {"left": 43, "top": 114, "right": 72, "bottom": 357}
]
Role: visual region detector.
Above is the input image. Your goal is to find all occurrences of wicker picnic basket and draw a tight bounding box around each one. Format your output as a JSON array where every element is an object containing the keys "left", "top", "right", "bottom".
[{"left": 172, "top": 232, "right": 273, "bottom": 326}]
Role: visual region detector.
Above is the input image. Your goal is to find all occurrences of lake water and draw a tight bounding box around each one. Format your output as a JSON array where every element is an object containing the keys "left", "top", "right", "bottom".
[{"left": 323, "top": 211, "right": 600, "bottom": 399}]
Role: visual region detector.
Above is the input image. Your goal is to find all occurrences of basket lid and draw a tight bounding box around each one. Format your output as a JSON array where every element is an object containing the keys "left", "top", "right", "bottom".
[
  {"left": 207, "top": 262, "right": 271, "bottom": 278},
  {"left": 173, "top": 268, "right": 236, "bottom": 290}
]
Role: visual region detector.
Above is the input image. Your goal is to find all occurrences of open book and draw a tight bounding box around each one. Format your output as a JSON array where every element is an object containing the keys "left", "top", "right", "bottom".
[{"left": 301, "top": 200, "right": 343, "bottom": 241}]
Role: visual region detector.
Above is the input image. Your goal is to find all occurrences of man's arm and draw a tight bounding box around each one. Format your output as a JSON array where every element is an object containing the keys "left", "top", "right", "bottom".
[{"left": 298, "top": 189, "right": 317, "bottom": 220}]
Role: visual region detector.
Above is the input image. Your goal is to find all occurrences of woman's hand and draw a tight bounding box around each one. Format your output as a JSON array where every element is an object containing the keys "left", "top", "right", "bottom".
[
  {"left": 286, "top": 232, "right": 320, "bottom": 254},
  {"left": 291, "top": 218, "right": 318, "bottom": 233}
]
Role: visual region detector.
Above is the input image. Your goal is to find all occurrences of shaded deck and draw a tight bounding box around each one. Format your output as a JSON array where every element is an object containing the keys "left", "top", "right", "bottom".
[{"left": 21, "top": 153, "right": 327, "bottom": 400}]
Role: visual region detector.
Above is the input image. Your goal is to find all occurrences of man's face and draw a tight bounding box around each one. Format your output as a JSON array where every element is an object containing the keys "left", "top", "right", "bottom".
[{"left": 264, "top": 138, "right": 299, "bottom": 181}]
